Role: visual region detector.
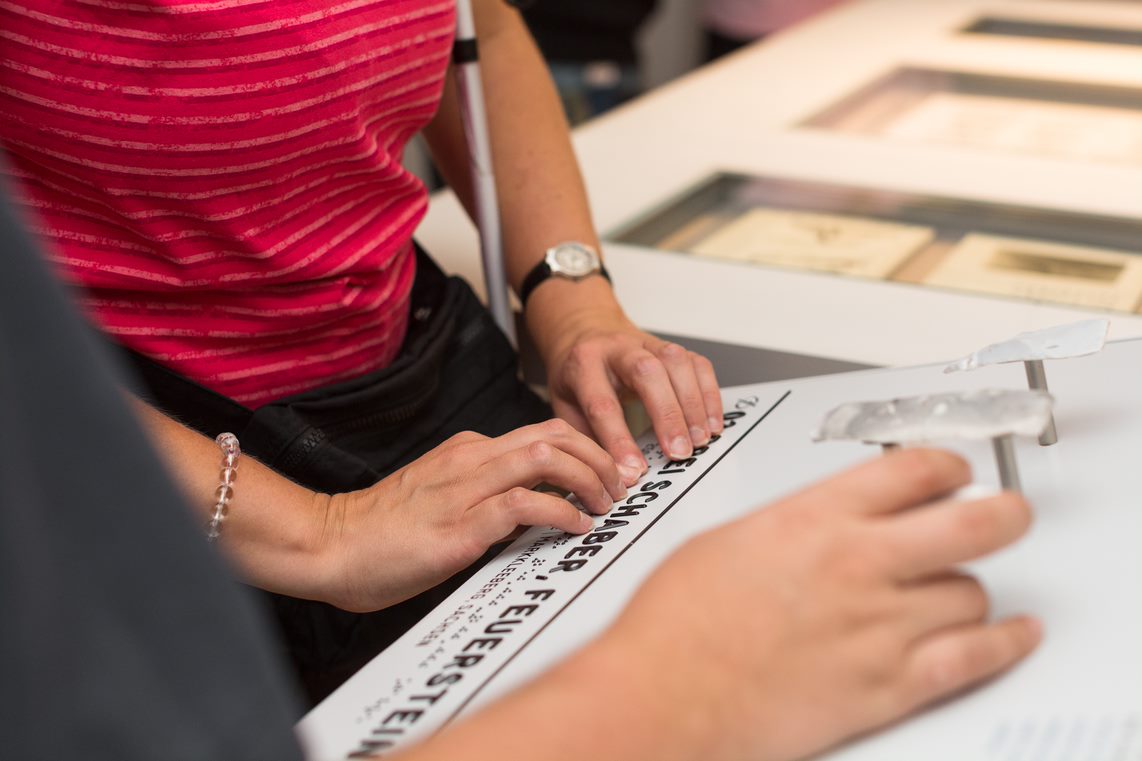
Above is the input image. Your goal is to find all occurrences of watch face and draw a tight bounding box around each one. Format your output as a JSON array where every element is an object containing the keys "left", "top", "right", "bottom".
[{"left": 549, "top": 243, "right": 599, "bottom": 277}]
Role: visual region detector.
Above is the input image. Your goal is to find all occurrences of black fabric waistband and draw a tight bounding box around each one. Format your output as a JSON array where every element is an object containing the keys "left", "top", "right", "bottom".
[{"left": 120, "top": 242, "right": 452, "bottom": 438}]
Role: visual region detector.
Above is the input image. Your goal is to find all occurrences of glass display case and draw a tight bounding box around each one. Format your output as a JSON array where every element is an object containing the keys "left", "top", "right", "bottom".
[{"left": 609, "top": 172, "right": 1142, "bottom": 313}]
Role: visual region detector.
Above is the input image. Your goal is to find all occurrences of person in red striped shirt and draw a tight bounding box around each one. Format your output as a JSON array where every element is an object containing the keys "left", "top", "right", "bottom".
[{"left": 0, "top": 0, "right": 724, "bottom": 693}]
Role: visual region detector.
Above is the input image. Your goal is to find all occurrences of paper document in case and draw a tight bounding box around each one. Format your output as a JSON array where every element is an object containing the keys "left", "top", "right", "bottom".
[
  {"left": 881, "top": 92, "right": 1142, "bottom": 165},
  {"left": 689, "top": 208, "right": 933, "bottom": 279},
  {"left": 925, "top": 233, "right": 1142, "bottom": 312}
]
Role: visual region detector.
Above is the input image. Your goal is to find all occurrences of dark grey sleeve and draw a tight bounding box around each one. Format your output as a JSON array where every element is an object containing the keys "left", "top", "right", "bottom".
[{"left": 0, "top": 187, "right": 306, "bottom": 761}]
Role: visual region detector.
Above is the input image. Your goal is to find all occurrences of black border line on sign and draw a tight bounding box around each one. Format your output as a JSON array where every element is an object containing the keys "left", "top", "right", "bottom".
[{"left": 438, "top": 389, "right": 792, "bottom": 728}]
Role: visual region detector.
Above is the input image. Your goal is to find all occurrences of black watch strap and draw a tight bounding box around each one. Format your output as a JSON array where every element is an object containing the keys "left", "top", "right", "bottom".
[{"left": 519, "top": 259, "right": 611, "bottom": 308}]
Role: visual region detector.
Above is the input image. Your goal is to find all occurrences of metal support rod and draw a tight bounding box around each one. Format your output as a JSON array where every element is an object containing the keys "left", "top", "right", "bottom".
[
  {"left": 454, "top": 0, "right": 517, "bottom": 346},
  {"left": 1023, "top": 359, "right": 1058, "bottom": 446},
  {"left": 992, "top": 434, "right": 1022, "bottom": 493}
]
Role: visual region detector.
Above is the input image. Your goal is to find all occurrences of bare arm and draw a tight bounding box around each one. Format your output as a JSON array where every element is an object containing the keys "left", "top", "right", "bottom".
[
  {"left": 421, "top": 2, "right": 725, "bottom": 483},
  {"left": 421, "top": 1, "right": 598, "bottom": 294},
  {"left": 131, "top": 400, "right": 334, "bottom": 598},
  {"left": 130, "top": 400, "right": 623, "bottom": 613}
]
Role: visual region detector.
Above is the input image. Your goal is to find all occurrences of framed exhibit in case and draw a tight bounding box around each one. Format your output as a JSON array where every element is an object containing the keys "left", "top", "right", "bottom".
[
  {"left": 802, "top": 68, "right": 1142, "bottom": 166},
  {"left": 687, "top": 208, "right": 934, "bottom": 279},
  {"left": 926, "top": 234, "right": 1142, "bottom": 312},
  {"left": 608, "top": 173, "right": 1142, "bottom": 314}
]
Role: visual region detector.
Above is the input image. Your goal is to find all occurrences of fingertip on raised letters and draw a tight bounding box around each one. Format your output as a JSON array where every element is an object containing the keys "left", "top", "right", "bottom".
[
  {"left": 668, "top": 436, "right": 692, "bottom": 460},
  {"left": 619, "top": 459, "right": 645, "bottom": 485},
  {"left": 689, "top": 426, "right": 710, "bottom": 447}
]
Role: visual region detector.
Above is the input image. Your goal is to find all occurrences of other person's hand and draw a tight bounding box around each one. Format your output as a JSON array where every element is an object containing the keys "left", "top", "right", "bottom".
[
  {"left": 590, "top": 449, "right": 1040, "bottom": 761},
  {"left": 529, "top": 286, "right": 723, "bottom": 486}
]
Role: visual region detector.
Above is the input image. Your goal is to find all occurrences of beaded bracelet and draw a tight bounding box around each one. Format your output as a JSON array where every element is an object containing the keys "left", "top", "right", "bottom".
[{"left": 205, "top": 432, "right": 240, "bottom": 543}]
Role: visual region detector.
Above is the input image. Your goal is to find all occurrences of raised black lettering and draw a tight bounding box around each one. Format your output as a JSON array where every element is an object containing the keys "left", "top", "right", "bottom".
[
  {"left": 463, "top": 637, "right": 502, "bottom": 652},
  {"left": 446, "top": 653, "right": 484, "bottom": 669},
  {"left": 349, "top": 739, "right": 396, "bottom": 758},
  {"left": 723, "top": 410, "right": 745, "bottom": 428},
  {"left": 501, "top": 604, "right": 538, "bottom": 618},
  {"left": 384, "top": 709, "right": 425, "bottom": 727},
  {"left": 485, "top": 619, "right": 522, "bottom": 635},
  {"left": 524, "top": 589, "right": 555, "bottom": 601},
  {"left": 427, "top": 672, "right": 463, "bottom": 687},
  {"left": 409, "top": 689, "right": 449, "bottom": 706}
]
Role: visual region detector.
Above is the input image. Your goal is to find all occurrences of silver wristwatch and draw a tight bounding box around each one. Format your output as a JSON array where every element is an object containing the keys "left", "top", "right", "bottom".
[{"left": 520, "top": 242, "right": 612, "bottom": 308}]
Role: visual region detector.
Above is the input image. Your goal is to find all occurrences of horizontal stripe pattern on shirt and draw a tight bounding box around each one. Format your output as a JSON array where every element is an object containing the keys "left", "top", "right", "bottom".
[{"left": 1, "top": 0, "right": 454, "bottom": 406}]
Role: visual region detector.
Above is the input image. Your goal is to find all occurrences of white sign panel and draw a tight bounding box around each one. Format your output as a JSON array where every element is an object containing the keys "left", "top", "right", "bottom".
[{"left": 299, "top": 342, "right": 1142, "bottom": 761}]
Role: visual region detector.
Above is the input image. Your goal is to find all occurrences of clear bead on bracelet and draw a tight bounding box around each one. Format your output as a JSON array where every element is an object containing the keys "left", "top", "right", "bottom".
[{"left": 205, "top": 432, "right": 240, "bottom": 543}]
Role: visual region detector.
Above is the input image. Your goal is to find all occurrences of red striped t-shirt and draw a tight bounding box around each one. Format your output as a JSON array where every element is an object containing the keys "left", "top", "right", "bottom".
[{"left": 0, "top": 0, "right": 455, "bottom": 406}]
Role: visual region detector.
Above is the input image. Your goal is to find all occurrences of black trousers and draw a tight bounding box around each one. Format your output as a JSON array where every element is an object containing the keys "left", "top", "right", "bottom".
[{"left": 125, "top": 247, "right": 551, "bottom": 705}]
